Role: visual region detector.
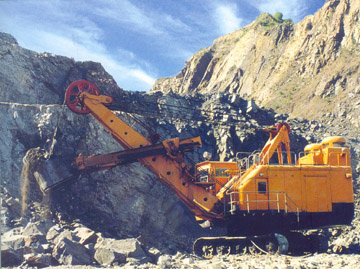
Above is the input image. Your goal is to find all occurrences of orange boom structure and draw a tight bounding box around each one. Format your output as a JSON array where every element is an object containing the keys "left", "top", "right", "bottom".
[{"left": 52, "top": 80, "right": 354, "bottom": 255}]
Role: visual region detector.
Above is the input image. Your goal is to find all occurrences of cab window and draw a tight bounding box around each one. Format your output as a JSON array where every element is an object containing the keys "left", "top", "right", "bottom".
[
  {"left": 215, "top": 168, "right": 229, "bottom": 177},
  {"left": 333, "top": 142, "right": 345, "bottom": 147},
  {"left": 258, "top": 182, "right": 267, "bottom": 194}
]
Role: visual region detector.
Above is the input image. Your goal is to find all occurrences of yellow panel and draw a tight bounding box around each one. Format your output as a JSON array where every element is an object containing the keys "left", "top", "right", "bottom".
[
  {"left": 238, "top": 179, "right": 256, "bottom": 211},
  {"left": 268, "top": 169, "right": 285, "bottom": 210},
  {"left": 233, "top": 162, "right": 353, "bottom": 214},
  {"left": 329, "top": 167, "right": 354, "bottom": 203},
  {"left": 283, "top": 171, "right": 303, "bottom": 212},
  {"left": 305, "top": 176, "right": 332, "bottom": 212}
]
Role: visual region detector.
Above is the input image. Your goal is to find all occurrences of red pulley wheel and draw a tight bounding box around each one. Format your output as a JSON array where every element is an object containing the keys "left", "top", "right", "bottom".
[
  {"left": 65, "top": 80, "right": 99, "bottom": 114},
  {"left": 277, "top": 122, "right": 291, "bottom": 133}
]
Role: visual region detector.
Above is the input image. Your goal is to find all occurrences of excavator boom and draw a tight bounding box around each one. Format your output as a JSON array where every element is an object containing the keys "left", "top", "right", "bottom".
[{"left": 64, "top": 80, "right": 223, "bottom": 220}]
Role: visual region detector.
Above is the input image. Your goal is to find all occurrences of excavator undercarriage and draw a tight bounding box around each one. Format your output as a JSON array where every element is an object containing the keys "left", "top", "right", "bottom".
[
  {"left": 193, "top": 233, "right": 289, "bottom": 257},
  {"left": 33, "top": 80, "right": 354, "bottom": 256}
]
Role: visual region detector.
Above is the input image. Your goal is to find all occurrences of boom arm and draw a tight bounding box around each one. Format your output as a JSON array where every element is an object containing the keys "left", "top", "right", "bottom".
[
  {"left": 73, "top": 137, "right": 203, "bottom": 171},
  {"left": 216, "top": 123, "right": 292, "bottom": 200},
  {"left": 65, "top": 80, "right": 223, "bottom": 220},
  {"left": 259, "top": 123, "right": 291, "bottom": 165}
]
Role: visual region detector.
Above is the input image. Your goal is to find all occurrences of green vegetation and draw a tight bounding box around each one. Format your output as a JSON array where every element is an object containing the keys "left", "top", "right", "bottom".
[
  {"left": 196, "top": 48, "right": 208, "bottom": 57},
  {"left": 221, "top": 50, "right": 230, "bottom": 56},
  {"left": 273, "top": 12, "right": 283, "bottom": 22},
  {"left": 278, "top": 86, "right": 297, "bottom": 101},
  {"left": 257, "top": 12, "right": 293, "bottom": 28}
]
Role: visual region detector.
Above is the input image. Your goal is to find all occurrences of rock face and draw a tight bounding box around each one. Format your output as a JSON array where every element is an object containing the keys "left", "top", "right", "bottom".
[
  {"left": 152, "top": 0, "right": 360, "bottom": 123},
  {"left": 1, "top": 1, "right": 360, "bottom": 266},
  {"left": 0, "top": 32, "right": 122, "bottom": 106}
]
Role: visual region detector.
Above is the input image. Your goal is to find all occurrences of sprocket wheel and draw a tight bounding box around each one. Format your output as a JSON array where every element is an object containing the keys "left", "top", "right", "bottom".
[
  {"left": 277, "top": 122, "right": 291, "bottom": 133},
  {"left": 264, "top": 235, "right": 279, "bottom": 254},
  {"left": 65, "top": 80, "right": 99, "bottom": 114}
]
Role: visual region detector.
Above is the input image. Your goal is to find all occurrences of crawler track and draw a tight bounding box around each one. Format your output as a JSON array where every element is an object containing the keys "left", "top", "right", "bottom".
[
  {"left": 193, "top": 234, "right": 288, "bottom": 258},
  {"left": 193, "top": 232, "right": 321, "bottom": 258}
]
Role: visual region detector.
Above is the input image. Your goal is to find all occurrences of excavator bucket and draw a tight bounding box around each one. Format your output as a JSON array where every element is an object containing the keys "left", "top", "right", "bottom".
[{"left": 33, "top": 158, "right": 75, "bottom": 193}]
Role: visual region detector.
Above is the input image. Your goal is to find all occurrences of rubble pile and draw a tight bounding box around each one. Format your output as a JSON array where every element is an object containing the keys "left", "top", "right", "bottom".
[{"left": 1, "top": 220, "right": 153, "bottom": 267}]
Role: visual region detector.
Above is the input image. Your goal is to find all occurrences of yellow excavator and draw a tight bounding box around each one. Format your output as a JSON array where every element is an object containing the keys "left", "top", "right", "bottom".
[{"left": 37, "top": 80, "right": 354, "bottom": 256}]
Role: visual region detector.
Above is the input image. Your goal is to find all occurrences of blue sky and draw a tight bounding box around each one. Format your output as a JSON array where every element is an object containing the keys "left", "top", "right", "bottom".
[{"left": 0, "top": 0, "right": 324, "bottom": 91}]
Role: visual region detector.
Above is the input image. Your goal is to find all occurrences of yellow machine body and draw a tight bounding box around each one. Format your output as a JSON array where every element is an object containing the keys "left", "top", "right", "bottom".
[
  {"left": 234, "top": 164, "right": 353, "bottom": 213},
  {"left": 64, "top": 81, "right": 354, "bottom": 236},
  {"left": 203, "top": 132, "right": 353, "bottom": 232}
]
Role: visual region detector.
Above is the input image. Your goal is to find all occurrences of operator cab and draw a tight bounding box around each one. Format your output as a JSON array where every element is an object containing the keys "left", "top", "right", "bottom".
[{"left": 195, "top": 161, "right": 238, "bottom": 194}]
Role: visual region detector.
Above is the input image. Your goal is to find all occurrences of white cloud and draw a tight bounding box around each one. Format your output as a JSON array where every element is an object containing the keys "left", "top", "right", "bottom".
[
  {"left": 93, "top": 0, "right": 163, "bottom": 35},
  {"left": 130, "top": 70, "right": 156, "bottom": 86},
  {"left": 20, "top": 30, "right": 156, "bottom": 90},
  {"left": 213, "top": 3, "right": 243, "bottom": 35},
  {"left": 92, "top": 0, "right": 192, "bottom": 36},
  {"left": 0, "top": 0, "right": 156, "bottom": 91},
  {"left": 163, "top": 14, "right": 192, "bottom": 33}
]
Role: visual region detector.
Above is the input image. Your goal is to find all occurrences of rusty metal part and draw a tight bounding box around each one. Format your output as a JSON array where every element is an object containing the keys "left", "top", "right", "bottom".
[
  {"left": 72, "top": 137, "right": 202, "bottom": 171},
  {"left": 65, "top": 80, "right": 113, "bottom": 114},
  {"left": 65, "top": 80, "right": 100, "bottom": 114}
]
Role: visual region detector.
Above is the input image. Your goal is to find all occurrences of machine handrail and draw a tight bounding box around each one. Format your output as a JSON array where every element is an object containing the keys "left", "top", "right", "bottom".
[
  {"left": 236, "top": 151, "right": 297, "bottom": 169},
  {"left": 228, "top": 191, "right": 300, "bottom": 222}
]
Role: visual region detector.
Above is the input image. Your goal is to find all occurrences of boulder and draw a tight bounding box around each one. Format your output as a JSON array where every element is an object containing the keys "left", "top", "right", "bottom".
[
  {"left": 2, "top": 227, "right": 25, "bottom": 250},
  {"left": 73, "top": 226, "right": 98, "bottom": 245},
  {"left": 53, "top": 229, "right": 73, "bottom": 245},
  {"left": 52, "top": 237, "right": 92, "bottom": 265},
  {"left": 157, "top": 254, "right": 172, "bottom": 268},
  {"left": 46, "top": 224, "right": 63, "bottom": 242},
  {"left": 246, "top": 99, "right": 259, "bottom": 114},
  {"left": 22, "top": 221, "right": 51, "bottom": 246},
  {"left": 146, "top": 246, "right": 162, "bottom": 263},
  {"left": 23, "top": 253, "right": 54, "bottom": 268},
  {"left": 94, "top": 237, "right": 147, "bottom": 266},
  {"left": 23, "top": 220, "right": 54, "bottom": 237},
  {"left": 94, "top": 247, "right": 126, "bottom": 266},
  {"left": 1, "top": 245, "right": 23, "bottom": 267},
  {"left": 229, "top": 93, "right": 240, "bottom": 105}
]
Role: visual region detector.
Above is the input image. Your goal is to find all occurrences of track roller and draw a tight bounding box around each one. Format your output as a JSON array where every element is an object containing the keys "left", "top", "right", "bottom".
[{"left": 193, "top": 234, "right": 289, "bottom": 258}]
